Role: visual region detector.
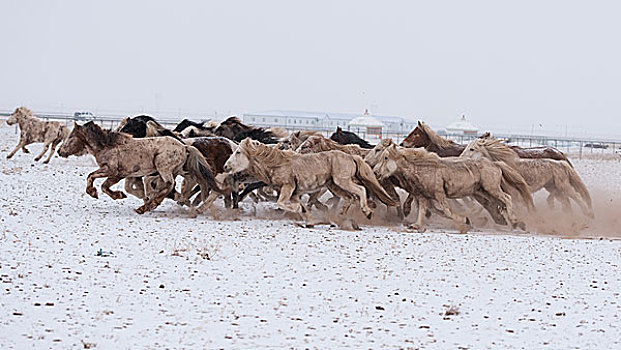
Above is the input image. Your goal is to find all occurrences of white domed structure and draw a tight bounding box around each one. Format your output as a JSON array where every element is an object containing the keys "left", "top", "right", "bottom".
[
  {"left": 348, "top": 109, "right": 383, "bottom": 138},
  {"left": 446, "top": 115, "right": 478, "bottom": 135}
]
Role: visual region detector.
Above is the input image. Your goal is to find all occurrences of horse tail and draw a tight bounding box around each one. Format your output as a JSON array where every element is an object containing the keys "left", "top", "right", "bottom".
[
  {"left": 496, "top": 161, "right": 535, "bottom": 212},
  {"left": 184, "top": 146, "right": 226, "bottom": 195},
  {"left": 352, "top": 156, "right": 399, "bottom": 207},
  {"left": 563, "top": 161, "right": 593, "bottom": 215}
]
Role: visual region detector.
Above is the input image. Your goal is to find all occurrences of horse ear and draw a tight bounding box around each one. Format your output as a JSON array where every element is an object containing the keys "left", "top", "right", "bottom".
[
  {"left": 417, "top": 121, "right": 423, "bottom": 127},
  {"left": 336, "top": 126, "right": 342, "bottom": 134},
  {"left": 74, "top": 121, "right": 79, "bottom": 128}
]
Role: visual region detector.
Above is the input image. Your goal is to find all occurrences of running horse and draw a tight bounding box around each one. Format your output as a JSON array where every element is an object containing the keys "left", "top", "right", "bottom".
[
  {"left": 400, "top": 121, "right": 572, "bottom": 163},
  {"left": 57, "top": 122, "right": 225, "bottom": 214}
]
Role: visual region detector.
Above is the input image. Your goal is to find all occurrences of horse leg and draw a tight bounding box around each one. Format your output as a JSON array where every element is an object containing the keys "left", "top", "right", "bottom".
[
  {"left": 380, "top": 178, "right": 403, "bottom": 220},
  {"left": 408, "top": 196, "right": 428, "bottom": 232},
  {"left": 482, "top": 185, "right": 525, "bottom": 231},
  {"left": 7, "top": 139, "right": 28, "bottom": 159},
  {"left": 124, "top": 177, "right": 146, "bottom": 200},
  {"left": 433, "top": 191, "right": 471, "bottom": 233},
  {"left": 86, "top": 167, "right": 112, "bottom": 199},
  {"left": 308, "top": 191, "right": 328, "bottom": 211},
  {"left": 34, "top": 141, "right": 52, "bottom": 162},
  {"left": 43, "top": 139, "right": 61, "bottom": 164},
  {"left": 332, "top": 176, "right": 372, "bottom": 219},
  {"left": 21, "top": 145, "right": 29, "bottom": 153},
  {"left": 178, "top": 177, "right": 198, "bottom": 206},
  {"left": 403, "top": 193, "right": 416, "bottom": 218},
  {"left": 137, "top": 172, "right": 175, "bottom": 214},
  {"left": 472, "top": 192, "right": 508, "bottom": 226},
  {"left": 102, "top": 177, "right": 126, "bottom": 200},
  {"left": 276, "top": 183, "right": 303, "bottom": 214}
]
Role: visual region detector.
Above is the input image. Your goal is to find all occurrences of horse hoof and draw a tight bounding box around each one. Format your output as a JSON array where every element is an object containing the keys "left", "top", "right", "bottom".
[
  {"left": 87, "top": 191, "right": 98, "bottom": 199},
  {"left": 366, "top": 212, "right": 373, "bottom": 220},
  {"left": 34, "top": 157, "right": 41, "bottom": 162},
  {"left": 135, "top": 207, "right": 146, "bottom": 214},
  {"left": 43, "top": 160, "right": 50, "bottom": 164}
]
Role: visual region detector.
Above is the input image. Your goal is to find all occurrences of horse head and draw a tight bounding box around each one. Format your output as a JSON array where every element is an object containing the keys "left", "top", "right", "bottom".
[
  {"left": 58, "top": 122, "right": 88, "bottom": 157},
  {"left": 223, "top": 138, "right": 251, "bottom": 174},
  {"left": 400, "top": 122, "right": 429, "bottom": 148},
  {"left": 6, "top": 106, "right": 31, "bottom": 125},
  {"left": 373, "top": 144, "right": 400, "bottom": 181}
]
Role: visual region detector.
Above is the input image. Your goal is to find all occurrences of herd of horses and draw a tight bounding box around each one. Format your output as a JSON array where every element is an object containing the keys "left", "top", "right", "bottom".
[{"left": 5, "top": 106, "right": 593, "bottom": 232}]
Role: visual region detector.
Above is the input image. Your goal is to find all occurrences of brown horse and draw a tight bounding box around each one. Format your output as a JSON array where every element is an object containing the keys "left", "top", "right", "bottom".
[
  {"left": 401, "top": 121, "right": 571, "bottom": 163},
  {"left": 6, "top": 106, "right": 70, "bottom": 163},
  {"left": 58, "top": 122, "right": 224, "bottom": 214},
  {"left": 177, "top": 137, "right": 236, "bottom": 207}
]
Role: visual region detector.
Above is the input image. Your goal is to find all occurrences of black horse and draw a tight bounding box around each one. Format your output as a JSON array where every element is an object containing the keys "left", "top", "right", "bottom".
[
  {"left": 329, "top": 127, "right": 374, "bottom": 149},
  {"left": 215, "top": 116, "right": 281, "bottom": 144},
  {"left": 119, "top": 115, "right": 181, "bottom": 141}
]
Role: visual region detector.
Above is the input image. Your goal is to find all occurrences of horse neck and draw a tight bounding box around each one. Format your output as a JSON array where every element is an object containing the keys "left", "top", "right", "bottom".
[{"left": 17, "top": 114, "right": 36, "bottom": 128}]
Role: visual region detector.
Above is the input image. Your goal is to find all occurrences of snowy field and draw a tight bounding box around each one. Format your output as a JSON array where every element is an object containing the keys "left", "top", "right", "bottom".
[{"left": 1, "top": 123, "right": 621, "bottom": 349}]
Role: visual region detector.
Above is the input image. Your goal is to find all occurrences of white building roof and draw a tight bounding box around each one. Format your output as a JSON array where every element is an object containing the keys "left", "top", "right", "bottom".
[
  {"left": 446, "top": 116, "right": 477, "bottom": 131},
  {"left": 348, "top": 115, "right": 383, "bottom": 128}
]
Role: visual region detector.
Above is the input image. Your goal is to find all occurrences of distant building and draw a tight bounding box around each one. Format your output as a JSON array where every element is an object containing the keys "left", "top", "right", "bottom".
[
  {"left": 348, "top": 109, "right": 383, "bottom": 138},
  {"left": 446, "top": 115, "right": 478, "bottom": 135},
  {"left": 242, "top": 110, "right": 416, "bottom": 135}
]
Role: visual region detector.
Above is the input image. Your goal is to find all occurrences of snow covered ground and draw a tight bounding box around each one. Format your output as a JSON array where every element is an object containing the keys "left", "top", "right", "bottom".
[{"left": 1, "top": 123, "right": 620, "bottom": 349}]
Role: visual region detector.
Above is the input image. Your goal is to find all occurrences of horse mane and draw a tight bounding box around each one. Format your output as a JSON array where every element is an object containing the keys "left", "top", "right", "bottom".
[
  {"left": 82, "top": 121, "right": 130, "bottom": 149},
  {"left": 398, "top": 146, "right": 442, "bottom": 165},
  {"left": 300, "top": 135, "right": 367, "bottom": 155},
  {"left": 468, "top": 137, "right": 518, "bottom": 166},
  {"left": 241, "top": 139, "right": 297, "bottom": 167},
  {"left": 11, "top": 106, "right": 34, "bottom": 120},
  {"left": 174, "top": 119, "right": 204, "bottom": 132},
  {"left": 378, "top": 138, "right": 395, "bottom": 148},
  {"left": 221, "top": 116, "right": 244, "bottom": 126},
  {"left": 418, "top": 121, "right": 457, "bottom": 149}
]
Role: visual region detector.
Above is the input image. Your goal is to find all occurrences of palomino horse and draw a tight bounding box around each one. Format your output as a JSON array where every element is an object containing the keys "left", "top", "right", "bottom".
[
  {"left": 295, "top": 135, "right": 405, "bottom": 218},
  {"left": 276, "top": 130, "right": 319, "bottom": 151},
  {"left": 6, "top": 106, "right": 70, "bottom": 163},
  {"left": 296, "top": 134, "right": 370, "bottom": 157},
  {"left": 400, "top": 121, "right": 572, "bottom": 163},
  {"left": 460, "top": 137, "right": 593, "bottom": 218},
  {"left": 58, "top": 122, "right": 224, "bottom": 214},
  {"left": 223, "top": 138, "right": 399, "bottom": 227},
  {"left": 329, "top": 127, "right": 374, "bottom": 149},
  {"left": 374, "top": 144, "right": 534, "bottom": 233}
]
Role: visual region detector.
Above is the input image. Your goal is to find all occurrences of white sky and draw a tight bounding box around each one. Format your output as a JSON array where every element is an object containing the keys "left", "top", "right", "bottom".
[{"left": 1, "top": 0, "right": 620, "bottom": 138}]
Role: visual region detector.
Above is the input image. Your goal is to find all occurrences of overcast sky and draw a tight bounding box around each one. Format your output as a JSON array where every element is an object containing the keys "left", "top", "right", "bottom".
[{"left": 1, "top": 1, "right": 619, "bottom": 137}]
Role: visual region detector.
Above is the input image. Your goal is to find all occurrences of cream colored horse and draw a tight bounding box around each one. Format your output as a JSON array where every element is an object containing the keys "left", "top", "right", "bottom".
[
  {"left": 460, "top": 137, "right": 593, "bottom": 218},
  {"left": 6, "top": 106, "right": 70, "bottom": 163},
  {"left": 374, "top": 144, "right": 534, "bottom": 232},
  {"left": 223, "top": 138, "right": 399, "bottom": 225}
]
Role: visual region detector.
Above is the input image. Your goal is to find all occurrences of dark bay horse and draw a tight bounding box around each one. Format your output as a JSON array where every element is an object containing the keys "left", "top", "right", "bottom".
[
  {"left": 400, "top": 121, "right": 572, "bottom": 163},
  {"left": 329, "top": 127, "right": 374, "bottom": 149}
]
